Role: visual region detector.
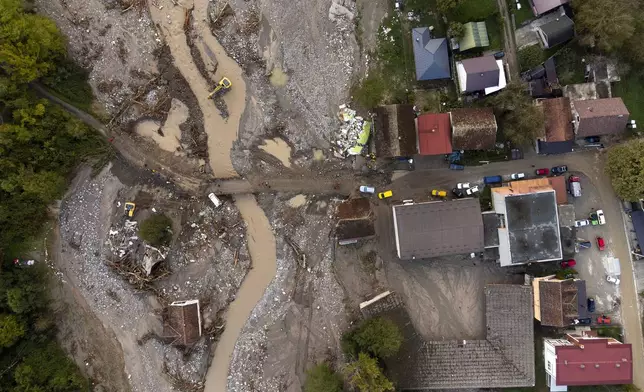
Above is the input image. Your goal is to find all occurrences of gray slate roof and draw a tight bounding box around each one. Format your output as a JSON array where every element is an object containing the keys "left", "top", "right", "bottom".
[
  {"left": 539, "top": 15, "right": 574, "bottom": 47},
  {"left": 412, "top": 28, "right": 450, "bottom": 81},
  {"left": 461, "top": 56, "right": 500, "bottom": 92},
  {"left": 361, "top": 286, "right": 535, "bottom": 390}
]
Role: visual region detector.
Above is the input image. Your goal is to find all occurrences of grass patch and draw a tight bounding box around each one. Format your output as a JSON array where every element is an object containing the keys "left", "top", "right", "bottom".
[
  {"left": 459, "top": 149, "right": 509, "bottom": 165},
  {"left": 479, "top": 186, "right": 492, "bottom": 211},
  {"left": 508, "top": 0, "right": 533, "bottom": 26},
  {"left": 448, "top": 0, "right": 497, "bottom": 23},
  {"left": 485, "top": 14, "right": 504, "bottom": 50},
  {"left": 406, "top": 0, "right": 447, "bottom": 35},
  {"left": 596, "top": 326, "right": 623, "bottom": 340},
  {"left": 613, "top": 72, "right": 644, "bottom": 121}
]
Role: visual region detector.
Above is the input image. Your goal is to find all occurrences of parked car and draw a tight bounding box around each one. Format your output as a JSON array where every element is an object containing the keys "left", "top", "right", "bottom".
[
  {"left": 561, "top": 259, "right": 577, "bottom": 268},
  {"left": 587, "top": 297, "right": 596, "bottom": 313},
  {"left": 597, "top": 209, "right": 606, "bottom": 225},
  {"left": 551, "top": 165, "right": 568, "bottom": 175},
  {"left": 535, "top": 168, "right": 549, "bottom": 176},
  {"left": 452, "top": 188, "right": 465, "bottom": 198},
  {"left": 574, "top": 318, "right": 592, "bottom": 325},
  {"left": 585, "top": 136, "right": 600, "bottom": 143},
  {"left": 449, "top": 163, "right": 465, "bottom": 170},
  {"left": 578, "top": 240, "right": 592, "bottom": 249},
  {"left": 493, "top": 51, "right": 505, "bottom": 59},
  {"left": 359, "top": 185, "right": 375, "bottom": 194},
  {"left": 208, "top": 192, "right": 222, "bottom": 208},
  {"left": 569, "top": 175, "right": 582, "bottom": 197},
  {"left": 378, "top": 190, "right": 393, "bottom": 199},
  {"left": 465, "top": 186, "right": 480, "bottom": 196},
  {"left": 431, "top": 189, "right": 447, "bottom": 197},
  {"left": 484, "top": 175, "right": 503, "bottom": 184},
  {"left": 606, "top": 275, "right": 620, "bottom": 285},
  {"left": 597, "top": 315, "right": 612, "bottom": 324},
  {"left": 457, "top": 182, "right": 471, "bottom": 189},
  {"left": 511, "top": 172, "right": 526, "bottom": 180},
  {"left": 575, "top": 219, "right": 590, "bottom": 228},
  {"left": 597, "top": 236, "right": 606, "bottom": 251}
]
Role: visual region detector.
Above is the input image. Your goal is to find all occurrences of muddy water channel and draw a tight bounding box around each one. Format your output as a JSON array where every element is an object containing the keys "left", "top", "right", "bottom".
[{"left": 148, "top": 1, "right": 279, "bottom": 391}]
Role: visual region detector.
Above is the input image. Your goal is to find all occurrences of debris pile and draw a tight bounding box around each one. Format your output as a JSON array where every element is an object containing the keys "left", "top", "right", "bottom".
[{"left": 334, "top": 104, "right": 371, "bottom": 158}]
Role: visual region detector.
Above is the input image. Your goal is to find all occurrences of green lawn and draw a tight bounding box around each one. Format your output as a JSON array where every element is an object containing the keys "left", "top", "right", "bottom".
[
  {"left": 508, "top": 0, "right": 534, "bottom": 26},
  {"left": 448, "top": 0, "right": 497, "bottom": 23},
  {"left": 613, "top": 72, "right": 644, "bottom": 121},
  {"left": 485, "top": 14, "right": 504, "bottom": 50}
]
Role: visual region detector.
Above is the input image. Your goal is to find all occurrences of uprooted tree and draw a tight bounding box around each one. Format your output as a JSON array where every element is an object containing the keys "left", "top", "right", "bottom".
[
  {"left": 139, "top": 214, "right": 174, "bottom": 247},
  {"left": 606, "top": 139, "right": 644, "bottom": 201}
]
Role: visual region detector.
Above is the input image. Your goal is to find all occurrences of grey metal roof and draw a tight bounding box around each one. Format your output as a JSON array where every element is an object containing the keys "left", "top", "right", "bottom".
[
  {"left": 539, "top": 15, "right": 574, "bottom": 47},
  {"left": 360, "top": 286, "right": 535, "bottom": 390},
  {"left": 461, "top": 56, "right": 500, "bottom": 92},
  {"left": 393, "top": 199, "right": 484, "bottom": 260},
  {"left": 412, "top": 28, "right": 450, "bottom": 81},
  {"left": 506, "top": 191, "right": 562, "bottom": 263},
  {"left": 538, "top": 140, "right": 574, "bottom": 154}
]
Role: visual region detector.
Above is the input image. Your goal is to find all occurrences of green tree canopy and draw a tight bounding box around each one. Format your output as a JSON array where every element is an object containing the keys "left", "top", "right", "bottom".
[
  {"left": 344, "top": 353, "right": 394, "bottom": 392},
  {"left": 448, "top": 22, "right": 465, "bottom": 40},
  {"left": 572, "top": 0, "right": 636, "bottom": 52},
  {"left": 304, "top": 363, "right": 343, "bottom": 392},
  {"left": 0, "top": 313, "right": 25, "bottom": 347},
  {"left": 0, "top": 0, "right": 66, "bottom": 83},
  {"left": 342, "top": 317, "right": 403, "bottom": 359},
  {"left": 139, "top": 214, "right": 174, "bottom": 247},
  {"left": 13, "top": 341, "right": 89, "bottom": 391},
  {"left": 487, "top": 82, "right": 544, "bottom": 147},
  {"left": 606, "top": 139, "right": 644, "bottom": 201}
]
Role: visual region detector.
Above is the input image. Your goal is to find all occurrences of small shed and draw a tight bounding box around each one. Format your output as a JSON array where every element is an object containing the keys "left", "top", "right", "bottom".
[
  {"left": 162, "top": 300, "right": 202, "bottom": 346},
  {"left": 459, "top": 22, "right": 490, "bottom": 51},
  {"left": 537, "top": 15, "right": 574, "bottom": 48}
]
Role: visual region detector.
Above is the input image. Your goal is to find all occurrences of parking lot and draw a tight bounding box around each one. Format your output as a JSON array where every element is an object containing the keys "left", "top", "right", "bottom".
[{"left": 373, "top": 151, "right": 640, "bottom": 350}]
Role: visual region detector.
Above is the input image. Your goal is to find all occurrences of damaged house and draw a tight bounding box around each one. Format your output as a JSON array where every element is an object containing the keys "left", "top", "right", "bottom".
[
  {"left": 162, "top": 300, "right": 202, "bottom": 346},
  {"left": 373, "top": 104, "right": 418, "bottom": 158}
]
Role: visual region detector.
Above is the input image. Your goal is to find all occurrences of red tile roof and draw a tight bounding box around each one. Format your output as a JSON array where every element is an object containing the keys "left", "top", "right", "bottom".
[
  {"left": 555, "top": 338, "right": 633, "bottom": 386},
  {"left": 417, "top": 113, "right": 452, "bottom": 155}
]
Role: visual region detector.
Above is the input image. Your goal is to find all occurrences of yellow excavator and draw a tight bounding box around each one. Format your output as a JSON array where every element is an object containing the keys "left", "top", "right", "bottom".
[
  {"left": 207, "top": 77, "right": 232, "bottom": 99},
  {"left": 124, "top": 202, "right": 136, "bottom": 217}
]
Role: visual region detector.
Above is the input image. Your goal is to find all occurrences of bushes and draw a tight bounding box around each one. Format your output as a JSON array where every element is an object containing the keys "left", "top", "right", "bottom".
[
  {"left": 304, "top": 363, "right": 343, "bottom": 392},
  {"left": 342, "top": 317, "right": 403, "bottom": 359},
  {"left": 139, "top": 214, "right": 174, "bottom": 247},
  {"left": 344, "top": 353, "right": 394, "bottom": 392},
  {"left": 518, "top": 44, "right": 544, "bottom": 71}
]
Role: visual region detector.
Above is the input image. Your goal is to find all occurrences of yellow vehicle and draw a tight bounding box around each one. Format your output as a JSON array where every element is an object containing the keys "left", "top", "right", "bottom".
[
  {"left": 431, "top": 189, "right": 447, "bottom": 197},
  {"left": 124, "top": 202, "right": 136, "bottom": 217},
  {"left": 378, "top": 190, "right": 393, "bottom": 199},
  {"left": 207, "top": 77, "right": 232, "bottom": 99}
]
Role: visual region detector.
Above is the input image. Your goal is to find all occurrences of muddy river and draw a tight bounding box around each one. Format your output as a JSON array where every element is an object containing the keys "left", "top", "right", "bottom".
[{"left": 148, "top": 1, "right": 280, "bottom": 391}]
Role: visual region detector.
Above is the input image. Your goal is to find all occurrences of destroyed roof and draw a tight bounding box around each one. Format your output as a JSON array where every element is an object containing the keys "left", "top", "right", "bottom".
[
  {"left": 538, "top": 279, "right": 579, "bottom": 327},
  {"left": 336, "top": 197, "right": 371, "bottom": 220},
  {"left": 336, "top": 219, "right": 375, "bottom": 242},
  {"left": 411, "top": 29, "right": 451, "bottom": 81},
  {"left": 573, "top": 98, "right": 630, "bottom": 137},
  {"left": 417, "top": 113, "right": 452, "bottom": 155},
  {"left": 543, "top": 98, "right": 573, "bottom": 142},
  {"left": 360, "top": 286, "right": 535, "bottom": 389},
  {"left": 374, "top": 104, "right": 418, "bottom": 157},
  {"left": 393, "top": 199, "right": 484, "bottom": 259},
  {"left": 450, "top": 108, "right": 498, "bottom": 150},
  {"left": 162, "top": 300, "right": 201, "bottom": 346}
]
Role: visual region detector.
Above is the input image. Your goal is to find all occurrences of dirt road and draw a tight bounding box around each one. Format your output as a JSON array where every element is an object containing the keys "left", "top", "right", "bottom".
[{"left": 496, "top": 0, "right": 519, "bottom": 80}]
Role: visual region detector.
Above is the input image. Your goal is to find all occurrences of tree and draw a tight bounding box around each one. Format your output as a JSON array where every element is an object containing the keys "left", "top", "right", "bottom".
[
  {"left": 139, "top": 214, "right": 174, "bottom": 247},
  {"left": 342, "top": 317, "right": 403, "bottom": 359},
  {"left": 517, "top": 45, "right": 544, "bottom": 72},
  {"left": 13, "top": 341, "right": 89, "bottom": 391},
  {"left": 344, "top": 353, "right": 394, "bottom": 392},
  {"left": 572, "top": 0, "right": 636, "bottom": 52},
  {"left": 304, "top": 363, "right": 343, "bottom": 392},
  {"left": 437, "top": 0, "right": 462, "bottom": 12},
  {"left": 486, "top": 83, "right": 544, "bottom": 147},
  {"left": 606, "top": 139, "right": 644, "bottom": 201},
  {"left": 448, "top": 22, "right": 465, "bottom": 40},
  {"left": 0, "top": 314, "right": 25, "bottom": 347}
]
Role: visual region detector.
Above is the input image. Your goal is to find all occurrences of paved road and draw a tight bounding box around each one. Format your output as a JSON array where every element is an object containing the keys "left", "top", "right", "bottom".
[
  {"left": 496, "top": 0, "right": 520, "bottom": 80},
  {"left": 380, "top": 151, "right": 644, "bottom": 389}
]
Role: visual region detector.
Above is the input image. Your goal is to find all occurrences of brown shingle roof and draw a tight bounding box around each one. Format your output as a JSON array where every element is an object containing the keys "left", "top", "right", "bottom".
[
  {"left": 374, "top": 104, "right": 417, "bottom": 157},
  {"left": 361, "top": 286, "right": 535, "bottom": 389},
  {"left": 162, "top": 301, "right": 201, "bottom": 346},
  {"left": 548, "top": 176, "right": 568, "bottom": 205},
  {"left": 539, "top": 279, "right": 579, "bottom": 327},
  {"left": 573, "top": 98, "right": 630, "bottom": 137},
  {"left": 450, "top": 108, "right": 498, "bottom": 150},
  {"left": 543, "top": 98, "right": 573, "bottom": 142}
]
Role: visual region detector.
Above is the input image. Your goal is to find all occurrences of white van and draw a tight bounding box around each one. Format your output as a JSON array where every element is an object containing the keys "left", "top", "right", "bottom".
[{"left": 570, "top": 181, "right": 581, "bottom": 198}]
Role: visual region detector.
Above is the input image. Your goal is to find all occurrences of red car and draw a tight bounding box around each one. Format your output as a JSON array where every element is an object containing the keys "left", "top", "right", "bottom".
[
  {"left": 597, "top": 315, "right": 611, "bottom": 324},
  {"left": 561, "top": 259, "right": 577, "bottom": 268},
  {"left": 569, "top": 175, "right": 580, "bottom": 183},
  {"left": 535, "top": 168, "right": 549, "bottom": 176},
  {"left": 597, "top": 236, "right": 606, "bottom": 251}
]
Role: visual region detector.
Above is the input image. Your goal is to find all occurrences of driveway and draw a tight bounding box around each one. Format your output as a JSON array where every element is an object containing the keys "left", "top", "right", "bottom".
[
  {"left": 376, "top": 151, "right": 644, "bottom": 389},
  {"left": 496, "top": 0, "right": 519, "bottom": 79}
]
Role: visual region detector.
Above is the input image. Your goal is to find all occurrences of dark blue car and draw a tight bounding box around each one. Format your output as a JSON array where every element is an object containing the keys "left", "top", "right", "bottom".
[
  {"left": 587, "top": 297, "right": 596, "bottom": 313},
  {"left": 551, "top": 165, "right": 568, "bottom": 175}
]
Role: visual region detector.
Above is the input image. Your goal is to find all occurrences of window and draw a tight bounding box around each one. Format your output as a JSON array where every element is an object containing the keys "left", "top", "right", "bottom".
[{"left": 547, "top": 361, "right": 552, "bottom": 371}]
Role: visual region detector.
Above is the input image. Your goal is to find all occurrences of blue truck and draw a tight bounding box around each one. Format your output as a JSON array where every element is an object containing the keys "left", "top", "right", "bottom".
[
  {"left": 449, "top": 164, "right": 464, "bottom": 170},
  {"left": 483, "top": 175, "right": 502, "bottom": 184}
]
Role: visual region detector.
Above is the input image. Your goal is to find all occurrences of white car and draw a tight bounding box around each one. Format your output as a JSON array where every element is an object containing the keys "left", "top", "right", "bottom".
[
  {"left": 457, "top": 182, "right": 471, "bottom": 189},
  {"left": 575, "top": 219, "right": 590, "bottom": 228},
  {"left": 465, "top": 186, "right": 480, "bottom": 196},
  {"left": 597, "top": 209, "right": 606, "bottom": 225},
  {"left": 208, "top": 192, "right": 222, "bottom": 208},
  {"left": 359, "top": 185, "right": 375, "bottom": 194},
  {"left": 607, "top": 275, "right": 620, "bottom": 285},
  {"left": 511, "top": 173, "right": 526, "bottom": 180}
]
